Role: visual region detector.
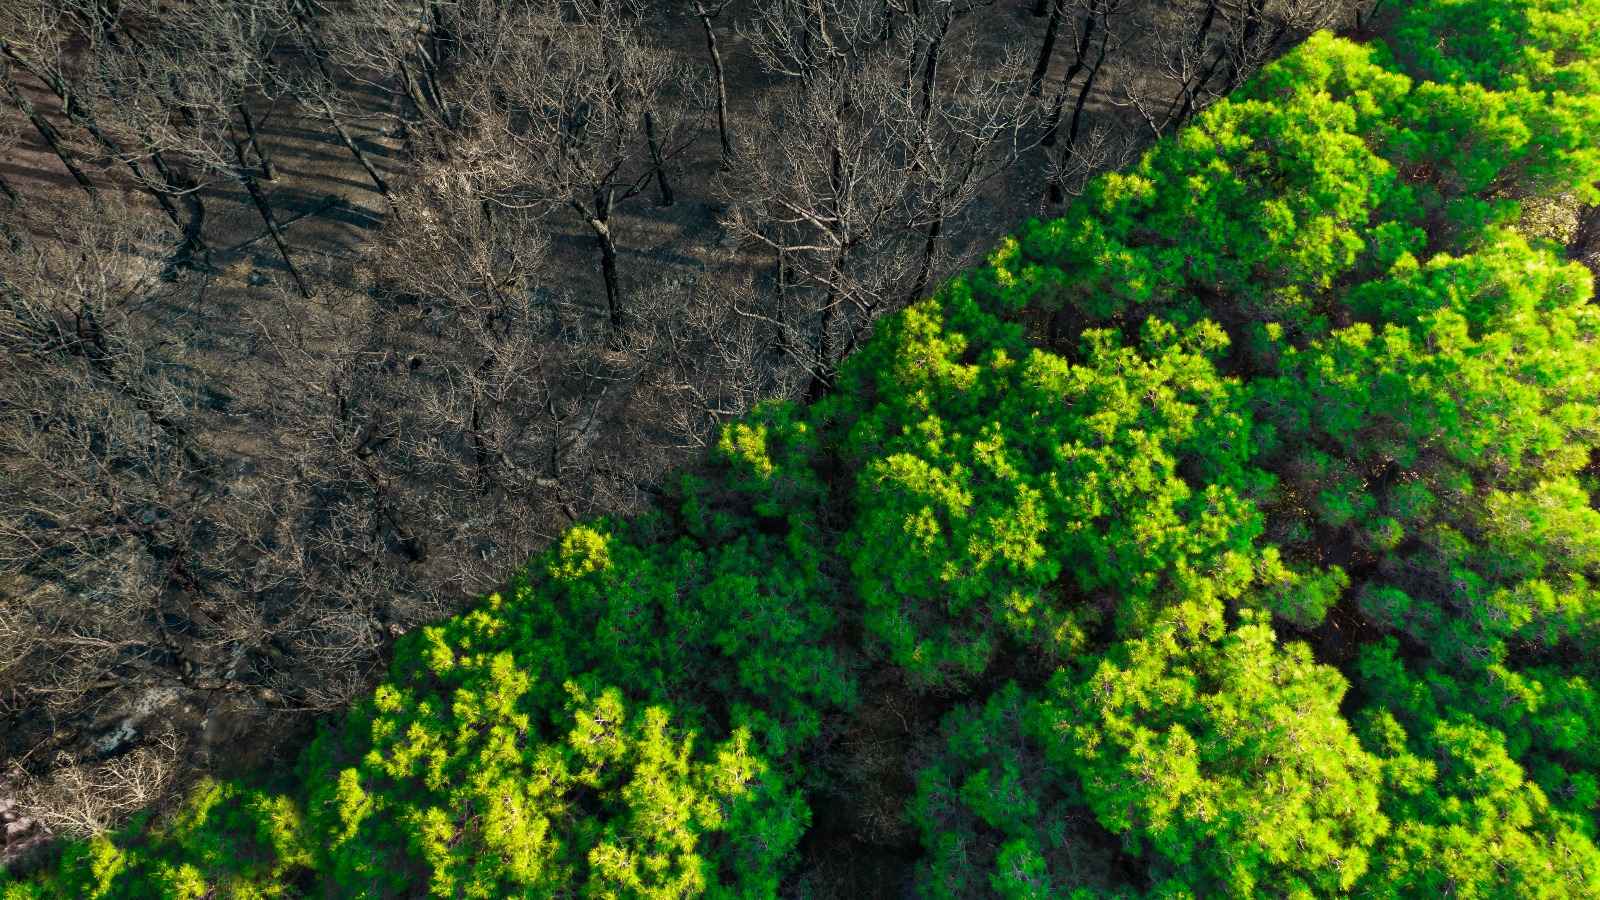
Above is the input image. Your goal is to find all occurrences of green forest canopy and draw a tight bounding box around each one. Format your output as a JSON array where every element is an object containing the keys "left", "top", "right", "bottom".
[{"left": 6, "top": 0, "right": 1600, "bottom": 896}]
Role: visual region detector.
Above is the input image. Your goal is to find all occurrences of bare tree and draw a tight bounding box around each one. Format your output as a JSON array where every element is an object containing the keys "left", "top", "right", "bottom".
[
  {"left": 741, "top": 0, "right": 891, "bottom": 83},
  {"left": 0, "top": 54, "right": 97, "bottom": 198},
  {"left": 1042, "top": 119, "right": 1136, "bottom": 209},
  {"left": 1038, "top": 0, "right": 1129, "bottom": 155},
  {"left": 14, "top": 731, "right": 178, "bottom": 838},
  {"left": 723, "top": 69, "right": 909, "bottom": 395},
  {"left": 1144, "top": 0, "right": 1224, "bottom": 134},
  {"left": 278, "top": 0, "right": 398, "bottom": 206},
  {"left": 1121, "top": 0, "right": 1356, "bottom": 138},
  {"left": 0, "top": 3, "right": 210, "bottom": 263},
  {"left": 725, "top": 9, "right": 1033, "bottom": 397},
  {"left": 312, "top": 0, "right": 462, "bottom": 133},
  {"left": 348, "top": 162, "right": 573, "bottom": 586},
  {"left": 689, "top": 0, "right": 736, "bottom": 168},
  {"left": 0, "top": 115, "right": 19, "bottom": 204},
  {"left": 1, "top": 194, "right": 214, "bottom": 789},
  {"left": 899, "top": 7, "right": 1038, "bottom": 299},
  {"left": 438, "top": 0, "right": 704, "bottom": 333},
  {"left": 83, "top": 0, "right": 317, "bottom": 296}
]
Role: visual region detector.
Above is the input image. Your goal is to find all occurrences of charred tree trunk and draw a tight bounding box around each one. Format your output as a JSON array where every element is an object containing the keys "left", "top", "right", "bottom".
[
  {"left": 1065, "top": 21, "right": 1110, "bottom": 148},
  {"left": 149, "top": 151, "right": 209, "bottom": 265},
  {"left": 1222, "top": 0, "right": 1269, "bottom": 94},
  {"left": 909, "top": 201, "right": 943, "bottom": 303},
  {"left": 808, "top": 142, "right": 849, "bottom": 401},
  {"left": 1, "top": 44, "right": 185, "bottom": 231},
  {"left": 1354, "top": 0, "right": 1388, "bottom": 37},
  {"left": 1029, "top": 0, "right": 1065, "bottom": 98},
  {"left": 1572, "top": 204, "right": 1600, "bottom": 278},
  {"left": 1045, "top": 13, "right": 1110, "bottom": 205},
  {"left": 408, "top": 33, "right": 453, "bottom": 131},
  {"left": 1174, "top": 49, "right": 1226, "bottom": 127},
  {"left": 577, "top": 190, "right": 623, "bottom": 333},
  {"left": 0, "top": 62, "right": 96, "bottom": 198},
  {"left": 319, "top": 97, "right": 393, "bottom": 204},
  {"left": 397, "top": 57, "right": 448, "bottom": 130},
  {"left": 598, "top": 225, "right": 622, "bottom": 331},
  {"left": 643, "top": 110, "right": 673, "bottom": 207},
  {"left": 1161, "top": 0, "right": 1221, "bottom": 128},
  {"left": 1193, "top": 0, "right": 1220, "bottom": 53},
  {"left": 1042, "top": 11, "right": 1096, "bottom": 146},
  {"left": 918, "top": 15, "right": 952, "bottom": 123},
  {"left": 232, "top": 134, "right": 313, "bottom": 298},
  {"left": 236, "top": 102, "right": 274, "bottom": 181},
  {"left": 1046, "top": 167, "right": 1065, "bottom": 205},
  {"left": 694, "top": 1, "right": 734, "bottom": 169},
  {"left": 808, "top": 254, "right": 845, "bottom": 402},
  {"left": 776, "top": 244, "right": 790, "bottom": 307}
]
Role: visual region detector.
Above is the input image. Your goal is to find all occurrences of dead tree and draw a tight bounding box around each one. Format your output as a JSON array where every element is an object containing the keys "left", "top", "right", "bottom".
[
  {"left": 278, "top": 1, "right": 397, "bottom": 206},
  {"left": 313, "top": 0, "right": 462, "bottom": 133},
  {"left": 725, "top": 7, "right": 1033, "bottom": 398},
  {"left": 1029, "top": 0, "right": 1066, "bottom": 98},
  {"left": 897, "top": 4, "right": 1038, "bottom": 300},
  {"left": 306, "top": 164, "right": 570, "bottom": 604},
  {"left": 1038, "top": 0, "right": 1128, "bottom": 155},
  {"left": 116, "top": 1, "right": 316, "bottom": 297},
  {"left": 0, "top": 5, "right": 209, "bottom": 262},
  {"left": 1216, "top": 0, "right": 1354, "bottom": 95},
  {"left": 689, "top": 0, "right": 736, "bottom": 168},
  {"left": 0, "top": 116, "right": 18, "bottom": 204},
  {"left": 0, "top": 195, "right": 215, "bottom": 806},
  {"left": 741, "top": 0, "right": 891, "bottom": 83},
  {"left": 1121, "top": 0, "right": 1354, "bottom": 138},
  {"left": 442, "top": 0, "right": 703, "bottom": 334},
  {"left": 722, "top": 70, "right": 897, "bottom": 397},
  {"left": 0, "top": 56, "right": 97, "bottom": 198}
]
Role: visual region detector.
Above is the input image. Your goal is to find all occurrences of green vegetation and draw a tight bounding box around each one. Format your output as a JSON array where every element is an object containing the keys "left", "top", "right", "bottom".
[
  {"left": 837, "top": 309, "right": 1265, "bottom": 682},
  {"left": 5, "top": 0, "right": 1599, "bottom": 895}
]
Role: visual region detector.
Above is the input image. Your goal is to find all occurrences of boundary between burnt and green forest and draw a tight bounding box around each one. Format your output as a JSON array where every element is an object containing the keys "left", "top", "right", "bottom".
[{"left": 5, "top": 0, "right": 1600, "bottom": 896}]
